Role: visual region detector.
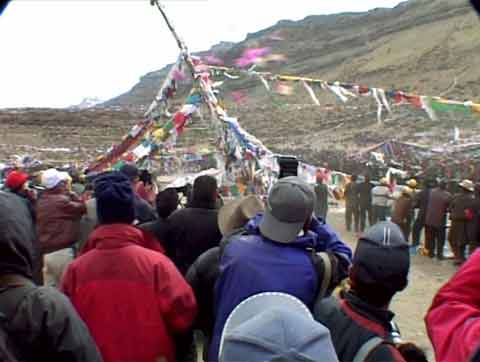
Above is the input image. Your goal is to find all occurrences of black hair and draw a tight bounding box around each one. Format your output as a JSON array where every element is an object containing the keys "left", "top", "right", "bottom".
[
  {"left": 139, "top": 169, "right": 152, "bottom": 185},
  {"left": 155, "top": 188, "right": 179, "bottom": 219},
  {"left": 191, "top": 175, "right": 218, "bottom": 209},
  {"left": 397, "top": 343, "right": 428, "bottom": 362}
]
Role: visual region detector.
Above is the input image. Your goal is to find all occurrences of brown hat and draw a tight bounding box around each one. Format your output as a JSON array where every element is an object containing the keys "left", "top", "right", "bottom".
[{"left": 218, "top": 195, "right": 264, "bottom": 236}]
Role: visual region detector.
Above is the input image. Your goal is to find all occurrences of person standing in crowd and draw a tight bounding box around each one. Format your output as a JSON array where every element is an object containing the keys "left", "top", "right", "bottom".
[
  {"left": 425, "top": 180, "right": 451, "bottom": 260},
  {"left": 449, "top": 180, "right": 479, "bottom": 265},
  {"left": 219, "top": 293, "right": 338, "bottom": 362},
  {"left": 119, "top": 163, "right": 157, "bottom": 223},
  {"left": 167, "top": 175, "right": 223, "bottom": 274},
  {"left": 140, "top": 188, "right": 179, "bottom": 257},
  {"left": 426, "top": 248, "right": 480, "bottom": 362},
  {"left": 4, "top": 170, "right": 42, "bottom": 284},
  {"left": 314, "top": 171, "right": 329, "bottom": 221},
  {"left": 36, "top": 168, "right": 86, "bottom": 254},
  {"left": 61, "top": 172, "right": 197, "bottom": 362},
  {"left": 358, "top": 174, "right": 375, "bottom": 232},
  {"left": 392, "top": 187, "right": 415, "bottom": 240},
  {"left": 314, "top": 222, "right": 420, "bottom": 362},
  {"left": 344, "top": 174, "right": 360, "bottom": 232},
  {"left": 371, "top": 178, "right": 392, "bottom": 223},
  {"left": 0, "top": 191, "right": 102, "bottom": 362},
  {"left": 404, "top": 179, "right": 418, "bottom": 241},
  {"left": 209, "top": 177, "right": 352, "bottom": 362},
  {"left": 411, "top": 179, "right": 433, "bottom": 249},
  {"left": 186, "top": 195, "right": 265, "bottom": 362},
  {"left": 4, "top": 170, "right": 36, "bottom": 220},
  {"left": 137, "top": 169, "right": 157, "bottom": 206}
]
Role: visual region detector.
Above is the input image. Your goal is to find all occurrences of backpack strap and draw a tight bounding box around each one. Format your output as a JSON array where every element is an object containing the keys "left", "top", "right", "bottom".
[
  {"left": 353, "top": 337, "right": 385, "bottom": 362},
  {"left": 310, "top": 251, "right": 332, "bottom": 299}
]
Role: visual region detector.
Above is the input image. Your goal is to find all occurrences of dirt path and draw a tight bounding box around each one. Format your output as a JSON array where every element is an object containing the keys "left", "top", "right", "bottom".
[{"left": 326, "top": 206, "right": 457, "bottom": 359}]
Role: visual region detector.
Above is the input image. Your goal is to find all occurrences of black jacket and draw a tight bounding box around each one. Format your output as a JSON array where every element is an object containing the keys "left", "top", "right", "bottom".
[
  {"left": 1, "top": 283, "right": 102, "bottom": 362},
  {"left": 140, "top": 218, "right": 172, "bottom": 255},
  {"left": 314, "top": 291, "right": 405, "bottom": 362},
  {"left": 134, "top": 194, "right": 157, "bottom": 224},
  {"left": 167, "top": 207, "right": 222, "bottom": 274},
  {"left": 0, "top": 191, "right": 101, "bottom": 361}
]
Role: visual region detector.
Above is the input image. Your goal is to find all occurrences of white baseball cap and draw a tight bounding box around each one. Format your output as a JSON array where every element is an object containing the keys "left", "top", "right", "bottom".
[{"left": 41, "top": 168, "right": 70, "bottom": 189}]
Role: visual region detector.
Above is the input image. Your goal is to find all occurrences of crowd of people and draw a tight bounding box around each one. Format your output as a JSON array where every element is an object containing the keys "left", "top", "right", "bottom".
[
  {"left": 1, "top": 163, "right": 480, "bottom": 362},
  {"left": 318, "top": 172, "right": 480, "bottom": 266}
]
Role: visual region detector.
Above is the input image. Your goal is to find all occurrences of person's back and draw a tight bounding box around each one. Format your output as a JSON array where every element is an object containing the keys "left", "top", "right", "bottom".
[
  {"left": 0, "top": 191, "right": 101, "bottom": 362},
  {"left": 425, "top": 187, "right": 451, "bottom": 228},
  {"left": 140, "top": 188, "right": 179, "bottom": 257},
  {"left": 36, "top": 169, "right": 86, "bottom": 254},
  {"left": 167, "top": 175, "right": 222, "bottom": 274},
  {"left": 358, "top": 180, "right": 374, "bottom": 208},
  {"left": 314, "top": 178, "right": 329, "bottom": 220},
  {"left": 210, "top": 177, "right": 352, "bottom": 362},
  {"left": 344, "top": 179, "right": 359, "bottom": 206},
  {"left": 314, "top": 222, "right": 411, "bottom": 362},
  {"left": 372, "top": 184, "right": 391, "bottom": 207},
  {"left": 61, "top": 172, "right": 197, "bottom": 362}
]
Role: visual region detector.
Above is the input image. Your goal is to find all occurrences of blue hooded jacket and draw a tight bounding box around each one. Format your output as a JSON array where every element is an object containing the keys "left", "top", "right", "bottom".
[{"left": 209, "top": 214, "right": 352, "bottom": 361}]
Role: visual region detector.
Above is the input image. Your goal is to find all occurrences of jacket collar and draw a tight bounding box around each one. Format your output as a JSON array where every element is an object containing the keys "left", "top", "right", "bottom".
[
  {"left": 343, "top": 290, "right": 395, "bottom": 329},
  {"left": 88, "top": 224, "right": 145, "bottom": 250}
]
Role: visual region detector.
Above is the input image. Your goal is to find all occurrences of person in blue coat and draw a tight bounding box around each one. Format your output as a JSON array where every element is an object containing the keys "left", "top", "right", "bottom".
[{"left": 209, "top": 176, "right": 352, "bottom": 362}]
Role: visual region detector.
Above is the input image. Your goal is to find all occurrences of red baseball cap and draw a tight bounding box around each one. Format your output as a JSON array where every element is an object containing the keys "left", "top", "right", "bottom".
[{"left": 5, "top": 171, "right": 29, "bottom": 191}]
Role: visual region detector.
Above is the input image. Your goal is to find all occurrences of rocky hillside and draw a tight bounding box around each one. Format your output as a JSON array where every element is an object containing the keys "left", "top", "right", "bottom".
[{"left": 101, "top": 0, "right": 480, "bottom": 167}]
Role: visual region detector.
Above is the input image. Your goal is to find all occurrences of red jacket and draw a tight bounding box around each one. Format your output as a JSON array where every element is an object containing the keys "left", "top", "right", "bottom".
[
  {"left": 61, "top": 224, "right": 197, "bottom": 362},
  {"left": 36, "top": 188, "right": 86, "bottom": 253},
  {"left": 425, "top": 249, "right": 480, "bottom": 362}
]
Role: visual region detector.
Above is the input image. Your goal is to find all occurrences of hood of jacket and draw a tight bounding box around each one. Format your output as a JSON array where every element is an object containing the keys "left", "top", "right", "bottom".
[
  {"left": 245, "top": 213, "right": 317, "bottom": 249},
  {"left": 0, "top": 191, "right": 35, "bottom": 279}
]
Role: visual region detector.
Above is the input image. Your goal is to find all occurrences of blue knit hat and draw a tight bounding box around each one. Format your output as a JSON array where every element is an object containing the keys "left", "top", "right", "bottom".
[{"left": 95, "top": 172, "right": 135, "bottom": 224}]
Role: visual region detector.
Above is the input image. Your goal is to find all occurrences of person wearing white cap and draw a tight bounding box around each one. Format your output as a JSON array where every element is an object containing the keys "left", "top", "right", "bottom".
[
  {"left": 36, "top": 169, "right": 86, "bottom": 278},
  {"left": 207, "top": 177, "right": 352, "bottom": 362}
]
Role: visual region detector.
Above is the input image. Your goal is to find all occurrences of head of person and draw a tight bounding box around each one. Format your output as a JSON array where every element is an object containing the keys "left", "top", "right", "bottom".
[
  {"left": 119, "top": 163, "right": 140, "bottom": 187},
  {"left": 349, "top": 221, "right": 410, "bottom": 308},
  {"left": 351, "top": 175, "right": 358, "bottom": 183},
  {"left": 155, "top": 188, "right": 179, "bottom": 219},
  {"left": 5, "top": 170, "right": 29, "bottom": 193},
  {"left": 139, "top": 169, "right": 152, "bottom": 185},
  {"left": 316, "top": 172, "right": 324, "bottom": 184},
  {"left": 364, "top": 174, "right": 371, "bottom": 183},
  {"left": 407, "top": 179, "right": 417, "bottom": 190},
  {"left": 94, "top": 172, "right": 135, "bottom": 225},
  {"left": 41, "top": 168, "right": 70, "bottom": 192},
  {"left": 190, "top": 175, "right": 218, "bottom": 209},
  {"left": 218, "top": 195, "right": 264, "bottom": 236},
  {"left": 259, "top": 176, "right": 315, "bottom": 243},
  {"left": 219, "top": 292, "right": 338, "bottom": 362},
  {"left": 380, "top": 177, "right": 389, "bottom": 186},
  {"left": 459, "top": 180, "right": 475, "bottom": 194},
  {"left": 438, "top": 179, "right": 447, "bottom": 190},
  {"left": 0, "top": 191, "right": 36, "bottom": 280}
]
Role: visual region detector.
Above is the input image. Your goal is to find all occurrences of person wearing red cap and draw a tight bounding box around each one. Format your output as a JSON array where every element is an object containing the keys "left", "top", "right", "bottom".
[
  {"left": 5, "top": 171, "right": 36, "bottom": 219},
  {"left": 4, "top": 170, "right": 41, "bottom": 283}
]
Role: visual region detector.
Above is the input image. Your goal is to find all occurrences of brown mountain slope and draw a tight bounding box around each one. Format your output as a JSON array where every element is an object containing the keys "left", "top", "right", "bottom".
[{"left": 103, "top": 0, "right": 480, "bottom": 168}]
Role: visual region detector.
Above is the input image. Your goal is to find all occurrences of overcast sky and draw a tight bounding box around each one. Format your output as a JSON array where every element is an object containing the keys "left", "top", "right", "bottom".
[{"left": 0, "top": 0, "right": 403, "bottom": 108}]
